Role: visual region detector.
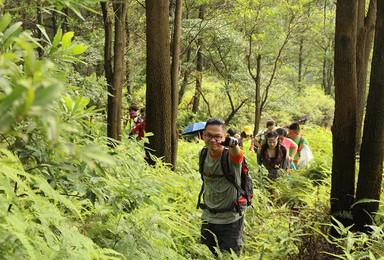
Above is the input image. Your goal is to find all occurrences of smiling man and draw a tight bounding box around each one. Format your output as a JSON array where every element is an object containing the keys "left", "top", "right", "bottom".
[{"left": 197, "top": 117, "right": 245, "bottom": 257}]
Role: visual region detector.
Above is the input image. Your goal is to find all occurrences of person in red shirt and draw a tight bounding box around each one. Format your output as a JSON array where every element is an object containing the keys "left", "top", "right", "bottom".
[{"left": 131, "top": 108, "right": 146, "bottom": 140}]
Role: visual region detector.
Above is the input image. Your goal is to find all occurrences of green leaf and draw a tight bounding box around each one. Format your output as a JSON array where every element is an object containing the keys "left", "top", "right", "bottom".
[
  {"left": 68, "top": 44, "right": 88, "bottom": 55},
  {"left": 36, "top": 24, "right": 51, "bottom": 44},
  {"left": 2, "top": 21, "right": 22, "bottom": 43},
  {"left": 52, "top": 26, "right": 62, "bottom": 49},
  {"left": 61, "top": 31, "right": 74, "bottom": 49},
  {"left": 0, "top": 13, "right": 12, "bottom": 32},
  {"left": 33, "top": 84, "right": 61, "bottom": 106}
]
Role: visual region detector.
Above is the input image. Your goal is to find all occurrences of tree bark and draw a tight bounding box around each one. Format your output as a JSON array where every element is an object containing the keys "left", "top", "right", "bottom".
[
  {"left": 355, "top": 0, "right": 377, "bottom": 154},
  {"left": 102, "top": 1, "right": 127, "bottom": 144},
  {"left": 146, "top": 0, "right": 172, "bottom": 164},
  {"left": 192, "top": 4, "right": 205, "bottom": 113},
  {"left": 171, "top": 0, "right": 182, "bottom": 170},
  {"left": 178, "top": 46, "right": 191, "bottom": 105},
  {"left": 125, "top": 12, "right": 131, "bottom": 98},
  {"left": 111, "top": 2, "right": 128, "bottom": 141},
  {"left": 354, "top": 0, "right": 383, "bottom": 232},
  {"left": 254, "top": 54, "right": 261, "bottom": 135},
  {"left": 331, "top": 0, "right": 358, "bottom": 233},
  {"left": 298, "top": 38, "right": 303, "bottom": 83},
  {"left": 37, "top": 4, "right": 43, "bottom": 58}
]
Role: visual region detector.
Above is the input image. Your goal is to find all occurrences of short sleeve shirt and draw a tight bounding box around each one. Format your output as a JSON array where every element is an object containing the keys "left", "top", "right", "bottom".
[{"left": 201, "top": 148, "right": 243, "bottom": 224}]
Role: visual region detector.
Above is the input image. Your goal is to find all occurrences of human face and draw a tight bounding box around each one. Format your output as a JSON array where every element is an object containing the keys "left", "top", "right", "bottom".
[
  {"left": 204, "top": 125, "right": 225, "bottom": 154},
  {"left": 288, "top": 129, "right": 298, "bottom": 139},
  {"left": 267, "top": 137, "right": 278, "bottom": 149},
  {"left": 278, "top": 135, "right": 285, "bottom": 143}
]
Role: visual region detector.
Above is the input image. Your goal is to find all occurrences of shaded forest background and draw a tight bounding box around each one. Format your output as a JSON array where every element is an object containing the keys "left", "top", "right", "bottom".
[{"left": 1, "top": 0, "right": 384, "bottom": 259}]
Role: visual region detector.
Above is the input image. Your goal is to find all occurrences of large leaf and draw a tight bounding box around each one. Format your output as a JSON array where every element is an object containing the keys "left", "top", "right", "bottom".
[
  {"left": 33, "top": 84, "right": 61, "bottom": 106},
  {"left": 61, "top": 31, "right": 74, "bottom": 49},
  {"left": 0, "top": 13, "right": 12, "bottom": 32}
]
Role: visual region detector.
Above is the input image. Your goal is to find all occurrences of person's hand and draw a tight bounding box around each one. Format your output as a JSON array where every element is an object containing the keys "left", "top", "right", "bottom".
[{"left": 221, "top": 136, "right": 238, "bottom": 148}]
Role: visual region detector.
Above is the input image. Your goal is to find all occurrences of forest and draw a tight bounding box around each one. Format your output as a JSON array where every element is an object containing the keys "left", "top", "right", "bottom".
[{"left": 1, "top": 0, "right": 384, "bottom": 259}]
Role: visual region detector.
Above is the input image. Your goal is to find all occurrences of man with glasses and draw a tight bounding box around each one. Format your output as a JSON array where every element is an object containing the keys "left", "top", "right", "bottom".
[{"left": 198, "top": 117, "right": 245, "bottom": 257}]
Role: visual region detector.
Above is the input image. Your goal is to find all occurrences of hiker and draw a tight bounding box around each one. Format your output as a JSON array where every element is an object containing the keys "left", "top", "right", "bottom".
[
  {"left": 252, "top": 119, "right": 278, "bottom": 152},
  {"left": 122, "top": 105, "right": 139, "bottom": 134},
  {"left": 276, "top": 127, "right": 298, "bottom": 170},
  {"left": 287, "top": 123, "right": 310, "bottom": 168},
  {"left": 238, "top": 126, "right": 253, "bottom": 150},
  {"left": 130, "top": 108, "right": 146, "bottom": 140},
  {"left": 257, "top": 131, "right": 289, "bottom": 181},
  {"left": 197, "top": 117, "right": 245, "bottom": 257}
]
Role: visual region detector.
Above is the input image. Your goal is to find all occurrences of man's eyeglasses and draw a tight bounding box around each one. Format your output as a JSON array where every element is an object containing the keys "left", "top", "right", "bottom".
[{"left": 205, "top": 134, "right": 224, "bottom": 141}]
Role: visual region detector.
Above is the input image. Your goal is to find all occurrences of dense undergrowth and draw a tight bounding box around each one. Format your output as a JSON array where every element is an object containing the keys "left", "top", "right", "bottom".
[{"left": 3, "top": 15, "right": 384, "bottom": 260}]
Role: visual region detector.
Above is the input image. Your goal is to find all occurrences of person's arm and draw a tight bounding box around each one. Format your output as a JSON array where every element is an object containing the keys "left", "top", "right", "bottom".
[
  {"left": 289, "top": 140, "right": 298, "bottom": 162},
  {"left": 221, "top": 136, "right": 243, "bottom": 163}
]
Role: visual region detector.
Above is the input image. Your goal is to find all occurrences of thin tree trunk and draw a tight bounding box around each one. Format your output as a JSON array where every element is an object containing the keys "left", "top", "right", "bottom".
[
  {"left": 111, "top": 2, "right": 128, "bottom": 141},
  {"left": 101, "top": 1, "right": 116, "bottom": 144},
  {"left": 354, "top": 0, "right": 383, "bottom": 232},
  {"left": 331, "top": 0, "right": 358, "bottom": 234},
  {"left": 192, "top": 4, "right": 205, "bottom": 113},
  {"left": 37, "top": 5, "right": 43, "bottom": 58},
  {"left": 146, "top": 0, "right": 172, "bottom": 164},
  {"left": 171, "top": 0, "right": 182, "bottom": 170},
  {"left": 298, "top": 38, "right": 303, "bottom": 83},
  {"left": 355, "top": 0, "right": 377, "bottom": 154},
  {"left": 63, "top": 8, "right": 69, "bottom": 33},
  {"left": 125, "top": 11, "right": 131, "bottom": 97},
  {"left": 178, "top": 47, "right": 191, "bottom": 105},
  {"left": 254, "top": 54, "right": 261, "bottom": 135}
]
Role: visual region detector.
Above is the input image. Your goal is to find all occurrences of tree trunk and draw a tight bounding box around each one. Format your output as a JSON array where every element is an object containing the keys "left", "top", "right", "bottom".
[
  {"left": 354, "top": 0, "right": 383, "bottom": 232},
  {"left": 101, "top": 2, "right": 115, "bottom": 143},
  {"left": 37, "top": 5, "right": 43, "bottom": 58},
  {"left": 111, "top": 2, "right": 128, "bottom": 141},
  {"left": 125, "top": 12, "right": 131, "bottom": 98},
  {"left": 355, "top": 0, "right": 377, "bottom": 154},
  {"left": 192, "top": 4, "right": 205, "bottom": 113},
  {"left": 63, "top": 8, "right": 69, "bottom": 33},
  {"left": 331, "top": 0, "right": 358, "bottom": 234},
  {"left": 298, "top": 38, "right": 303, "bottom": 83},
  {"left": 146, "top": 0, "right": 172, "bottom": 164},
  {"left": 171, "top": 0, "right": 182, "bottom": 170},
  {"left": 178, "top": 46, "right": 191, "bottom": 105},
  {"left": 102, "top": 1, "right": 127, "bottom": 144},
  {"left": 254, "top": 54, "right": 261, "bottom": 136}
]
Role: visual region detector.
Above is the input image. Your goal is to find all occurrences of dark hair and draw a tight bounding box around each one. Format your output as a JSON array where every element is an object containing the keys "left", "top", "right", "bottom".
[
  {"left": 276, "top": 127, "right": 288, "bottom": 137},
  {"left": 129, "top": 105, "right": 139, "bottom": 111},
  {"left": 227, "top": 128, "right": 236, "bottom": 137},
  {"left": 260, "top": 131, "right": 282, "bottom": 161},
  {"left": 140, "top": 108, "right": 145, "bottom": 113},
  {"left": 288, "top": 122, "right": 300, "bottom": 131},
  {"left": 205, "top": 117, "right": 226, "bottom": 131},
  {"left": 266, "top": 120, "right": 276, "bottom": 127}
]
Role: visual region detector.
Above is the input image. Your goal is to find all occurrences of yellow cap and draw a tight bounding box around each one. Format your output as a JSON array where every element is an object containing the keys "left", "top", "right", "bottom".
[{"left": 243, "top": 126, "right": 252, "bottom": 136}]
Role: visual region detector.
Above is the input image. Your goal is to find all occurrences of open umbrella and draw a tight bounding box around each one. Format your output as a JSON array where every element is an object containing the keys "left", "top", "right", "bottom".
[{"left": 182, "top": 122, "right": 206, "bottom": 135}]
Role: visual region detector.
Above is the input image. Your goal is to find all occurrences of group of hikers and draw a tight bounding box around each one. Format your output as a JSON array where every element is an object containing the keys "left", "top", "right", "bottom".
[
  {"left": 121, "top": 105, "right": 146, "bottom": 140},
  {"left": 197, "top": 117, "right": 312, "bottom": 257}
]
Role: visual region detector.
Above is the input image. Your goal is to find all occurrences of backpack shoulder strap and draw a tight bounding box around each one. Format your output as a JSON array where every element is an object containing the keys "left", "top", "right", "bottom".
[
  {"left": 197, "top": 147, "right": 208, "bottom": 209},
  {"left": 199, "top": 147, "right": 208, "bottom": 179},
  {"left": 221, "top": 148, "right": 243, "bottom": 192}
]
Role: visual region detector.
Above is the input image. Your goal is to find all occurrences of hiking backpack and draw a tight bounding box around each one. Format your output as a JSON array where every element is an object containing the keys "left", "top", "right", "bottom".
[{"left": 197, "top": 147, "right": 254, "bottom": 214}]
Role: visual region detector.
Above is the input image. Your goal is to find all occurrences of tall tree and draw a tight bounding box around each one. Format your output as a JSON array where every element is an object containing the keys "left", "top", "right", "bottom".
[
  {"left": 171, "top": 0, "right": 183, "bottom": 170},
  {"left": 355, "top": 0, "right": 377, "bottom": 153},
  {"left": 331, "top": 0, "right": 358, "bottom": 232},
  {"left": 192, "top": 4, "right": 205, "bottom": 113},
  {"left": 101, "top": 0, "right": 128, "bottom": 144},
  {"left": 146, "top": 0, "right": 172, "bottom": 163},
  {"left": 354, "top": 0, "right": 383, "bottom": 231}
]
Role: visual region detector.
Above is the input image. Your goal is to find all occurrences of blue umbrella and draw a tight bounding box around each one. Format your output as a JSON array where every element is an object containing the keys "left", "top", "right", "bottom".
[{"left": 182, "top": 122, "right": 206, "bottom": 135}]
